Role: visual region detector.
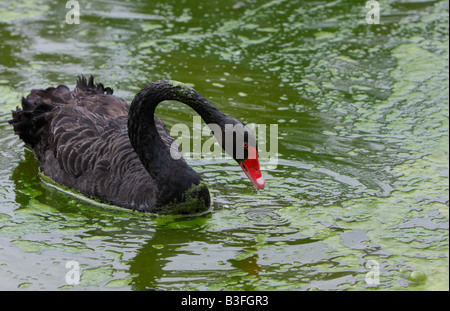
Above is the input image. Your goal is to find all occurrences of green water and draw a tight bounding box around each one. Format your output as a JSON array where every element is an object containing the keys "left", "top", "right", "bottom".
[{"left": 0, "top": 0, "right": 448, "bottom": 290}]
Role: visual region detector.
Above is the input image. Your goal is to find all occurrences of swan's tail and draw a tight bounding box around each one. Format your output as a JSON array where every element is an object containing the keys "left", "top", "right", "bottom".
[
  {"left": 9, "top": 76, "right": 114, "bottom": 148},
  {"left": 8, "top": 96, "right": 56, "bottom": 148},
  {"left": 75, "top": 75, "right": 113, "bottom": 95},
  {"left": 8, "top": 81, "right": 75, "bottom": 148}
]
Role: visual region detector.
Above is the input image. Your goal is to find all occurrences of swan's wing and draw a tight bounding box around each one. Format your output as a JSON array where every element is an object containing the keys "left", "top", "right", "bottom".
[{"left": 10, "top": 76, "right": 180, "bottom": 211}]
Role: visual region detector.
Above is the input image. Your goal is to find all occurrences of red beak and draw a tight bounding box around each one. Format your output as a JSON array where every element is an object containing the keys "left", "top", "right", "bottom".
[{"left": 239, "top": 146, "right": 265, "bottom": 190}]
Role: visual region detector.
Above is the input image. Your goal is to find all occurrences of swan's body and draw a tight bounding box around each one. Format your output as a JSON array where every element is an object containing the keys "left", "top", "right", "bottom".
[{"left": 9, "top": 76, "right": 264, "bottom": 214}]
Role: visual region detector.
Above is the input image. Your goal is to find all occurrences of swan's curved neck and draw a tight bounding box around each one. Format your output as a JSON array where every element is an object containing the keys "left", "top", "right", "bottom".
[{"left": 127, "top": 80, "right": 221, "bottom": 208}]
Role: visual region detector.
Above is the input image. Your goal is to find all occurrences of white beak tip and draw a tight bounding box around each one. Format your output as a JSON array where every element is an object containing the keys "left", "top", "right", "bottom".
[{"left": 256, "top": 177, "right": 265, "bottom": 187}]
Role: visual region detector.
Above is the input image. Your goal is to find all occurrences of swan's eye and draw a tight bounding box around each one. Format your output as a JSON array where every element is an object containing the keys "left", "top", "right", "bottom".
[{"left": 243, "top": 142, "right": 248, "bottom": 148}]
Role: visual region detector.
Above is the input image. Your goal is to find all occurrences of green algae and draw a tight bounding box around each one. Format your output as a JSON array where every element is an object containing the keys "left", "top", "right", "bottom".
[
  {"left": 104, "top": 276, "right": 135, "bottom": 288},
  {"left": 157, "top": 182, "right": 211, "bottom": 215},
  {"left": 79, "top": 265, "right": 114, "bottom": 287},
  {"left": 11, "top": 239, "right": 93, "bottom": 254},
  {"left": 0, "top": 85, "right": 21, "bottom": 112},
  {"left": 408, "top": 270, "right": 427, "bottom": 284},
  {"left": 0, "top": 0, "right": 49, "bottom": 23}
]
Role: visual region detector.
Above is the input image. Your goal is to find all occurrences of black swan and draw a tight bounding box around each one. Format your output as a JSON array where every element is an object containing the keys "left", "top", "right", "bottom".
[{"left": 9, "top": 76, "right": 265, "bottom": 214}]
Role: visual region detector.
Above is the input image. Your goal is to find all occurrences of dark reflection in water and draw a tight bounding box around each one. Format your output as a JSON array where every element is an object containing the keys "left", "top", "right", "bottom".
[{"left": 127, "top": 222, "right": 344, "bottom": 291}]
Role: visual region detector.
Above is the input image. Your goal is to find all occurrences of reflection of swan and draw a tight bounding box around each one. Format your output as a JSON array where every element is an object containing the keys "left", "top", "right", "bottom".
[
  {"left": 10, "top": 149, "right": 39, "bottom": 208},
  {"left": 9, "top": 76, "right": 264, "bottom": 214},
  {"left": 127, "top": 224, "right": 262, "bottom": 291}
]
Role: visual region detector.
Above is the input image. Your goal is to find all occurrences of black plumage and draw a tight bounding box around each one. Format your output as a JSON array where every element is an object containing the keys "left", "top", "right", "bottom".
[{"left": 9, "top": 76, "right": 262, "bottom": 214}]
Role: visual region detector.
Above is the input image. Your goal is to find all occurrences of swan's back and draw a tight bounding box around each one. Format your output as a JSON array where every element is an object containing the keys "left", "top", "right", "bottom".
[{"left": 9, "top": 76, "right": 174, "bottom": 211}]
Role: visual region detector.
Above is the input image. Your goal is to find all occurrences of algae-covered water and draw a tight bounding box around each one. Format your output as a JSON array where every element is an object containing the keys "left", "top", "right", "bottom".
[{"left": 0, "top": 0, "right": 448, "bottom": 290}]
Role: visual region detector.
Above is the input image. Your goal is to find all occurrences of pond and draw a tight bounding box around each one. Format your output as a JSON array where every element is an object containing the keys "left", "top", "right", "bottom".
[{"left": 0, "top": 0, "right": 448, "bottom": 290}]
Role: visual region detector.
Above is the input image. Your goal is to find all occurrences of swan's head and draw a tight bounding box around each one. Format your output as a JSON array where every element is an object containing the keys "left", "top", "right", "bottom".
[
  {"left": 211, "top": 119, "right": 265, "bottom": 190},
  {"left": 234, "top": 125, "right": 266, "bottom": 191}
]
